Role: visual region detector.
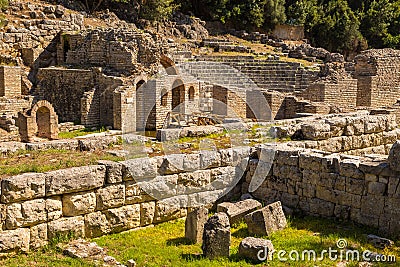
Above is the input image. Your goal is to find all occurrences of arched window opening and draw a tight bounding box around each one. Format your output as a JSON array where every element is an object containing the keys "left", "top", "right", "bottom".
[{"left": 188, "top": 86, "right": 195, "bottom": 101}]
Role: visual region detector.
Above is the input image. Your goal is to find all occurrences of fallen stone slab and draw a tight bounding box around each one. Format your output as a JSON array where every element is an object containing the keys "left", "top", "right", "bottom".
[
  {"left": 202, "top": 212, "right": 230, "bottom": 259},
  {"left": 185, "top": 207, "right": 208, "bottom": 243},
  {"left": 367, "top": 234, "right": 394, "bottom": 249},
  {"left": 217, "top": 199, "right": 262, "bottom": 225},
  {"left": 63, "top": 239, "right": 126, "bottom": 266},
  {"left": 238, "top": 237, "right": 274, "bottom": 263},
  {"left": 245, "top": 201, "right": 287, "bottom": 236}
]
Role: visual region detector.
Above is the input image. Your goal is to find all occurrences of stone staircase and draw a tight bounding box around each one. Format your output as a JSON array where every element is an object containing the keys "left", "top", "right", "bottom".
[{"left": 180, "top": 56, "right": 319, "bottom": 93}]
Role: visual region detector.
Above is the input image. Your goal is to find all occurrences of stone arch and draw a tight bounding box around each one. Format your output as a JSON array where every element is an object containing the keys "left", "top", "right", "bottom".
[
  {"left": 160, "top": 55, "right": 179, "bottom": 75},
  {"left": 18, "top": 100, "right": 59, "bottom": 142},
  {"left": 172, "top": 79, "right": 185, "bottom": 113}
]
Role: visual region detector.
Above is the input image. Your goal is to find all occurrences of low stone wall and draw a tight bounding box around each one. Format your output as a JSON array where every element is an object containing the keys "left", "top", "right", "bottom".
[
  {"left": 243, "top": 143, "right": 400, "bottom": 238},
  {"left": 0, "top": 147, "right": 249, "bottom": 253},
  {"left": 273, "top": 112, "right": 399, "bottom": 154}
]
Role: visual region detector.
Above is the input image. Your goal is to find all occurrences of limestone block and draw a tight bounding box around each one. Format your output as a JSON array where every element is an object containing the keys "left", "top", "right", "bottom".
[
  {"left": 84, "top": 211, "right": 110, "bottom": 238},
  {"left": 217, "top": 199, "right": 261, "bottom": 225},
  {"left": 103, "top": 205, "right": 140, "bottom": 233},
  {"left": 202, "top": 212, "right": 230, "bottom": 259},
  {"left": 158, "top": 154, "right": 200, "bottom": 175},
  {"left": 199, "top": 150, "right": 221, "bottom": 169},
  {"left": 45, "top": 166, "right": 106, "bottom": 196},
  {"left": 245, "top": 201, "right": 287, "bottom": 236},
  {"left": 154, "top": 201, "right": 187, "bottom": 223},
  {"left": 46, "top": 196, "right": 62, "bottom": 221},
  {"left": 326, "top": 117, "right": 346, "bottom": 137},
  {"left": 238, "top": 237, "right": 274, "bottom": 262},
  {"left": 125, "top": 181, "right": 155, "bottom": 204},
  {"left": 340, "top": 159, "right": 364, "bottom": 179},
  {"left": 62, "top": 191, "right": 96, "bottom": 216},
  {"left": 122, "top": 158, "right": 157, "bottom": 181},
  {"left": 30, "top": 223, "right": 48, "bottom": 249},
  {"left": 388, "top": 141, "right": 400, "bottom": 172},
  {"left": 185, "top": 207, "right": 208, "bottom": 243},
  {"left": 98, "top": 160, "right": 123, "bottom": 184},
  {"left": 299, "top": 152, "right": 323, "bottom": 171},
  {"left": 1, "top": 173, "right": 45, "bottom": 203},
  {"left": 6, "top": 199, "right": 47, "bottom": 229},
  {"left": 209, "top": 166, "right": 237, "bottom": 190},
  {"left": 309, "top": 198, "right": 335, "bottom": 217},
  {"left": 367, "top": 182, "right": 386, "bottom": 195},
  {"left": 0, "top": 228, "right": 30, "bottom": 253},
  {"left": 345, "top": 117, "right": 365, "bottom": 136},
  {"left": 301, "top": 122, "right": 331, "bottom": 140},
  {"left": 140, "top": 202, "right": 155, "bottom": 226},
  {"left": 96, "top": 184, "right": 125, "bottom": 210},
  {"left": 364, "top": 116, "right": 386, "bottom": 134},
  {"left": 47, "top": 216, "right": 85, "bottom": 240}
]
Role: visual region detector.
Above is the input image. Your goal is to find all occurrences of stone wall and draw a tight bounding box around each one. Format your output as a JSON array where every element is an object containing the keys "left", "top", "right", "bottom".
[
  {"left": 0, "top": 2, "right": 84, "bottom": 55},
  {"left": 355, "top": 49, "right": 400, "bottom": 107},
  {"left": 272, "top": 24, "right": 304, "bottom": 41},
  {"left": 272, "top": 112, "right": 399, "bottom": 155},
  {"left": 57, "top": 29, "right": 161, "bottom": 74},
  {"left": 0, "top": 147, "right": 249, "bottom": 254},
  {"left": 35, "top": 67, "right": 124, "bottom": 125},
  {"left": 244, "top": 143, "right": 400, "bottom": 238},
  {"left": 0, "top": 66, "right": 22, "bottom": 98}
]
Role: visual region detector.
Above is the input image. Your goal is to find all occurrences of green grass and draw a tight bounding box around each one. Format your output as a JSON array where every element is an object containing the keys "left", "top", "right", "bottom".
[
  {"left": 0, "top": 149, "right": 123, "bottom": 178},
  {"left": 58, "top": 127, "right": 108, "bottom": 139},
  {"left": 0, "top": 216, "right": 398, "bottom": 266},
  {"left": 93, "top": 217, "right": 399, "bottom": 267}
]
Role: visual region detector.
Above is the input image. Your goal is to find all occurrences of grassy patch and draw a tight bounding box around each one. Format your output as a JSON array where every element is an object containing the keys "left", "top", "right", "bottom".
[
  {"left": 0, "top": 216, "right": 398, "bottom": 266},
  {"left": 93, "top": 217, "right": 399, "bottom": 267},
  {"left": 0, "top": 149, "right": 123, "bottom": 179},
  {"left": 58, "top": 127, "right": 108, "bottom": 139}
]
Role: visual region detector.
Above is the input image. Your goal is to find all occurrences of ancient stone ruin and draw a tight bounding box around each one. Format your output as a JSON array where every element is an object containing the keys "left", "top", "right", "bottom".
[{"left": 0, "top": 0, "right": 400, "bottom": 263}]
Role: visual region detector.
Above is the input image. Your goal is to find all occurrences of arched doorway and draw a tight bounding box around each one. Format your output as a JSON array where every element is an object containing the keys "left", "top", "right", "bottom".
[
  {"left": 36, "top": 106, "right": 51, "bottom": 138},
  {"left": 136, "top": 80, "right": 146, "bottom": 91},
  {"left": 188, "top": 86, "right": 195, "bottom": 101},
  {"left": 172, "top": 79, "right": 185, "bottom": 113}
]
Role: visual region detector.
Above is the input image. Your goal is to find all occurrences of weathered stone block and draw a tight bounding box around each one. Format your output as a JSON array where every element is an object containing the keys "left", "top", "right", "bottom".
[
  {"left": 98, "top": 160, "right": 123, "bottom": 184},
  {"left": 103, "top": 204, "right": 140, "bottom": 233},
  {"left": 45, "top": 166, "right": 105, "bottom": 196},
  {"left": 46, "top": 196, "right": 62, "bottom": 221},
  {"left": 1, "top": 173, "right": 45, "bottom": 203},
  {"left": 217, "top": 199, "right": 261, "bottom": 225},
  {"left": 388, "top": 141, "right": 400, "bottom": 172},
  {"left": 30, "top": 223, "right": 48, "bottom": 249},
  {"left": 96, "top": 184, "right": 125, "bottom": 210},
  {"left": 84, "top": 211, "right": 110, "bottom": 238},
  {"left": 62, "top": 191, "right": 96, "bottom": 216},
  {"left": 202, "top": 212, "right": 230, "bottom": 259},
  {"left": 185, "top": 207, "right": 208, "bottom": 243},
  {"left": 199, "top": 150, "right": 221, "bottom": 169},
  {"left": 125, "top": 181, "right": 155, "bottom": 204},
  {"left": 0, "top": 228, "right": 30, "bottom": 253},
  {"left": 6, "top": 199, "right": 47, "bottom": 229},
  {"left": 367, "top": 182, "right": 386, "bottom": 195},
  {"left": 238, "top": 237, "right": 274, "bottom": 262},
  {"left": 47, "top": 216, "right": 85, "bottom": 240},
  {"left": 245, "top": 201, "right": 287, "bottom": 236},
  {"left": 154, "top": 201, "right": 187, "bottom": 223},
  {"left": 122, "top": 158, "right": 157, "bottom": 181},
  {"left": 140, "top": 202, "right": 155, "bottom": 226}
]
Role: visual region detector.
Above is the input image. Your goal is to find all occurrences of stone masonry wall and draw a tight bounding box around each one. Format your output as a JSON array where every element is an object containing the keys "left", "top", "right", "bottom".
[
  {"left": 0, "top": 147, "right": 249, "bottom": 254},
  {"left": 0, "top": 66, "right": 22, "bottom": 97},
  {"left": 355, "top": 49, "right": 400, "bottom": 107},
  {"left": 244, "top": 143, "right": 400, "bottom": 238}
]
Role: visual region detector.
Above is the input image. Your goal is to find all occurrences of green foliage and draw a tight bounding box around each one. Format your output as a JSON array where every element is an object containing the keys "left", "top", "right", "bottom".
[
  {"left": 139, "top": 0, "right": 179, "bottom": 21},
  {"left": 264, "top": 0, "right": 286, "bottom": 29},
  {"left": 0, "top": 0, "right": 8, "bottom": 10}
]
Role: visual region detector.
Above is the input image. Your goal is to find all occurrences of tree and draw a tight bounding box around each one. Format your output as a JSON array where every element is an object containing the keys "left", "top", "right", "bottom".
[
  {"left": 264, "top": 0, "right": 286, "bottom": 29},
  {"left": 360, "top": 0, "right": 400, "bottom": 48},
  {"left": 139, "top": 0, "right": 178, "bottom": 21}
]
